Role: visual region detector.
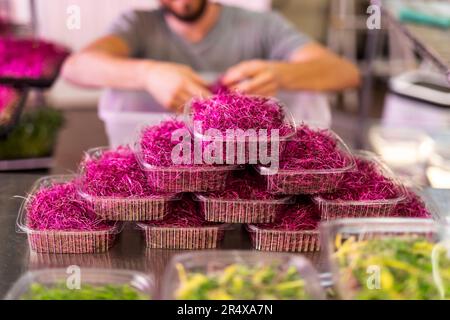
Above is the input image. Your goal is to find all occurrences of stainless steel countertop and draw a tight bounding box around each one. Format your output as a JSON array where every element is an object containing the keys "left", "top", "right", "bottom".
[{"left": 0, "top": 172, "right": 326, "bottom": 298}]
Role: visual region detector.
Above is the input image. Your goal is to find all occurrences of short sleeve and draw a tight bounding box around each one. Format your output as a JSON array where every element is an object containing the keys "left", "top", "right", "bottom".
[
  {"left": 107, "top": 10, "right": 143, "bottom": 57},
  {"left": 263, "top": 12, "right": 311, "bottom": 60}
]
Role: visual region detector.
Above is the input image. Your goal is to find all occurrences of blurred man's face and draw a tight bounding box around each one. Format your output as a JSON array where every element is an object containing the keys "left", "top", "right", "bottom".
[{"left": 160, "top": 0, "right": 208, "bottom": 23}]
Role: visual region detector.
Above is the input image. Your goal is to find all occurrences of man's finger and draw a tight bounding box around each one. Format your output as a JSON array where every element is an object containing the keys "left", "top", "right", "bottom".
[
  {"left": 186, "top": 70, "right": 210, "bottom": 87},
  {"left": 186, "top": 81, "right": 211, "bottom": 98},
  {"left": 233, "top": 71, "right": 273, "bottom": 93},
  {"left": 170, "top": 95, "right": 188, "bottom": 113},
  {"left": 249, "top": 82, "right": 278, "bottom": 97},
  {"left": 222, "top": 60, "right": 264, "bottom": 86},
  {"left": 178, "top": 91, "right": 194, "bottom": 110}
]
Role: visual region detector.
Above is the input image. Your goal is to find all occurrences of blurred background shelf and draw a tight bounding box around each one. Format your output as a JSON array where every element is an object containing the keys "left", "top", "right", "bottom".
[{"left": 379, "top": 0, "right": 450, "bottom": 82}]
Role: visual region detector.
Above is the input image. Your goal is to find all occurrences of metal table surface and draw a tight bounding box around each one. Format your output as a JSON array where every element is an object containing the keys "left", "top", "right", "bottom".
[{"left": 0, "top": 172, "right": 327, "bottom": 298}]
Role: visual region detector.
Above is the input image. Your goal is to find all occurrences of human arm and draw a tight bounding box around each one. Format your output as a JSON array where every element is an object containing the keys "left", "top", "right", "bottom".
[
  {"left": 61, "top": 35, "right": 210, "bottom": 111},
  {"left": 222, "top": 42, "right": 361, "bottom": 95}
]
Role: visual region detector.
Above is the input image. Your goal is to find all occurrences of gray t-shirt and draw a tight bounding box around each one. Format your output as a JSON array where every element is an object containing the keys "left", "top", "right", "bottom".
[{"left": 100, "top": 6, "right": 310, "bottom": 112}]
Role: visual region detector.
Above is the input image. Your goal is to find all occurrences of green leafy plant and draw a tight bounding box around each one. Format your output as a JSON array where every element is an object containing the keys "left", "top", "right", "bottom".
[
  {"left": 0, "top": 107, "right": 64, "bottom": 160},
  {"left": 175, "top": 263, "right": 309, "bottom": 300},
  {"left": 22, "top": 283, "right": 149, "bottom": 300},
  {"left": 334, "top": 237, "right": 450, "bottom": 300}
]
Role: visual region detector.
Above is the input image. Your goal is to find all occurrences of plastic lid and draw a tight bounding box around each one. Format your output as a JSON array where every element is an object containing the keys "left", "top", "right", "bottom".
[
  {"left": 161, "top": 250, "right": 325, "bottom": 300},
  {"left": 16, "top": 174, "right": 122, "bottom": 235},
  {"left": 4, "top": 268, "right": 154, "bottom": 300}
]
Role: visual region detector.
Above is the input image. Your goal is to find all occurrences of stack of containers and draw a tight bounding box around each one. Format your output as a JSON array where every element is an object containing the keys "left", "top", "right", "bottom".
[
  {"left": 245, "top": 117, "right": 431, "bottom": 252},
  {"left": 18, "top": 92, "right": 433, "bottom": 255},
  {"left": 132, "top": 119, "right": 236, "bottom": 250},
  {"left": 78, "top": 147, "right": 179, "bottom": 222},
  {"left": 127, "top": 94, "right": 300, "bottom": 250},
  {"left": 312, "top": 151, "right": 406, "bottom": 220},
  {"left": 247, "top": 125, "right": 357, "bottom": 253},
  {"left": 247, "top": 143, "right": 433, "bottom": 252},
  {"left": 185, "top": 94, "right": 315, "bottom": 250}
]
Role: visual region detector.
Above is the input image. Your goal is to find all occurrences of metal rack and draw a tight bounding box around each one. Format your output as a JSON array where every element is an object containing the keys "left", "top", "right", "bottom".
[
  {"left": 353, "top": 0, "right": 450, "bottom": 148},
  {"left": 0, "top": 0, "right": 60, "bottom": 170},
  {"left": 378, "top": 0, "right": 450, "bottom": 82}
]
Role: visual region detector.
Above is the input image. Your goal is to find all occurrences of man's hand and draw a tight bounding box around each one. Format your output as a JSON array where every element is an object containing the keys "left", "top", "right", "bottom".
[
  {"left": 144, "top": 62, "right": 211, "bottom": 112},
  {"left": 222, "top": 60, "right": 280, "bottom": 97}
]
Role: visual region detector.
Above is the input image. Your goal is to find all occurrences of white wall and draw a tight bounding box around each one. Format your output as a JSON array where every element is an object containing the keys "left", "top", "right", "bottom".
[
  {"left": 30, "top": 0, "right": 271, "bottom": 108},
  {"left": 35, "top": 0, "right": 158, "bottom": 50},
  {"left": 5, "top": 0, "right": 31, "bottom": 24},
  {"left": 34, "top": 0, "right": 270, "bottom": 50}
]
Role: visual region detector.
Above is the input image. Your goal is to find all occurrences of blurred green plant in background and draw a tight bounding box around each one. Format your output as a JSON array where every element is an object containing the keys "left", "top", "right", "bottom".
[{"left": 0, "top": 107, "right": 64, "bottom": 160}]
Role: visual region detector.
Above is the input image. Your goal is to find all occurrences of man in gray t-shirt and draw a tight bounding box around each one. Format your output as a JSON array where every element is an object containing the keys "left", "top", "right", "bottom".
[{"left": 63, "top": 0, "right": 359, "bottom": 114}]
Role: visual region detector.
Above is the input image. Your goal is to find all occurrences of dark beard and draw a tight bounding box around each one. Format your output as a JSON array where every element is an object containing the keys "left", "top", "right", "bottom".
[{"left": 162, "top": 0, "right": 208, "bottom": 23}]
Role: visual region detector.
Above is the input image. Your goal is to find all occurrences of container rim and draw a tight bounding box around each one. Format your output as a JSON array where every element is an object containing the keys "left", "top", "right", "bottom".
[
  {"left": 4, "top": 268, "right": 154, "bottom": 300},
  {"left": 78, "top": 146, "right": 181, "bottom": 201},
  {"left": 136, "top": 222, "right": 232, "bottom": 231},
  {"left": 320, "top": 217, "right": 438, "bottom": 236},
  {"left": 193, "top": 193, "right": 295, "bottom": 205},
  {"left": 183, "top": 95, "right": 298, "bottom": 142},
  {"left": 133, "top": 140, "right": 243, "bottom": 172},
  {"left": 312, "top": 150, "right": 407, "bottom": 205},
  {"left": 246, "top": 224, "right": 319, "bottom": 235},
  {"left": 16, "top": 174, "right": 122, "bottom": 235},
  {"left": 256, "top": 128, "right": 356, "bottom": 175}
]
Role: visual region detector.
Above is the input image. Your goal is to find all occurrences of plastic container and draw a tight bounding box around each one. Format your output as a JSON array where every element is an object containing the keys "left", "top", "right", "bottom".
[
  {"left": 257, "top": 130, "right": 356, "bottom": 195},
  {"left": 185, "top": 96, "right": 297, "bottom": 165},
  {"left": 28, "top": 252, "right": 113, "bottom": 270},
  {"left": 78, "top": 147, "right": 179, "bottom": 221},
  {"left": 4, "top": 269, "right": 153, "bottom": 300},
  {"left": 391, "top": 187, "right": 440, "bottom": 220},
  {"left": 194, "top": 194, "right": 294, "bottom": 223},
  {"left": 137, "top": 223, "right": 228, "bottom": 250},
  {"left": 321, "top": 218, "right": 440, "bottom": 300},
  {"left": 135, "top": 142, "right": 239, "bottom": 193},
  {"left": 313, "top": 151, "right": 407, "bottom": 220},
  {"left": 17, "top": 175, "right": 121, "bottom": 254},
  {"left": 161, "top": 250, "right": 325, "bottom": 300},
  {"left": 246, "top": 224, "right": 320, "bottom": 252},
  {"left": 0, "top": 62, "right": 65, "bottom": 88},
  {"left": 0, "top": 39, "right": 69, "bottom": 89}
]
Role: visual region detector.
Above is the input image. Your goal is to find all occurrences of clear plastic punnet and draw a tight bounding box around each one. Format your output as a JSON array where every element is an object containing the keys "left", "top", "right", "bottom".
[
  {"left": 161, "top": 250, "right": 325, "bottom": 300},
  {"left": 17, "top": 175, "right": 121, "bottom": 254},
  {"left": 320, "top": 218, "right": 442, "bottom": 300},
  {"left": 194, "top": 194, "right": 295, "bottom": 224},
  {"left": 4, "top": 269, "right": 154, "bottom": 300},
  {"left": 78, "top": 147, "right": 179, "bottom": 221},
  {"left": 257, "top": 130, "right": 356, "bottom": 195},
  {"left": 137, "top": 223, "right": 228, "bottom": 250},
  {"left": 313, "top": 151, "right": 407, "bottom": 220},
  {"left": 246, "top": 224, "right": 320, "bottom": 252},
  {"left": 184, "top": 96, "right": 297, "bottom": 165},
  {"left": 134, "top": 141, "right": 240, "bottom": 193}
]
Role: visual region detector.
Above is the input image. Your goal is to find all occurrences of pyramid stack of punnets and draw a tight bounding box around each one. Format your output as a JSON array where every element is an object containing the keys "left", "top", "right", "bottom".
[{"left": 19, "top": 92, "right": 431, "bottom": 254}]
